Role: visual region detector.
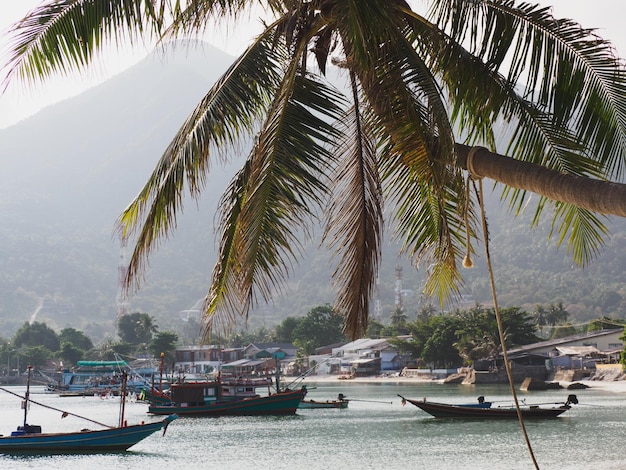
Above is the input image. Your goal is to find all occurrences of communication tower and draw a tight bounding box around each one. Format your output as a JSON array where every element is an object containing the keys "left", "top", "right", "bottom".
[
  {"left": 394, "top": 265, "right": 403, "bottom": 310},
  {"left": 374, "top": 273, "right": 382, "bottom": 321},
  {"left": 116, "top": 235, "right": 130, "bottom": 320}
]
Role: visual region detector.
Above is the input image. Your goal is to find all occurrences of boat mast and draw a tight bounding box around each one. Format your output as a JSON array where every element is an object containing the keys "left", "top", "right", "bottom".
[
  {"left": 274, "top": 354, "right": 281, "bottom": 392},
  {"left": 159, "top": 352, "right": 164, "bottom": 392},
  {"left": 23, "top": 365, "right": 33, "bottom": 427},
  {"left": 119, "top": 370, "right": 128, "bottom": 428}
]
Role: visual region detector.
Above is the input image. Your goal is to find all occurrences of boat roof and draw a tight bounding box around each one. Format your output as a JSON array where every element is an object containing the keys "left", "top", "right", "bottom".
[{"left": 76, "top": 361, "right": 128, "bottom": 367}]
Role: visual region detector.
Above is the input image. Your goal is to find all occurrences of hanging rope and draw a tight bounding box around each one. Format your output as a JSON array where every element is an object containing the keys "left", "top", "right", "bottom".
[
  {"left": 0, "top": 387, "right": 114, "bottom": 429},
  {"left": 466, "top": 147, "right": 540, "bottom": 470}
]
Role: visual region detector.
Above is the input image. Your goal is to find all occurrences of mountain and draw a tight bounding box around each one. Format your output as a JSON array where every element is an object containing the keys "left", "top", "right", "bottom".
[
  {"left": 2, "top": 40, "right": 626, "bottom": 344},
  {"left": 0, "top": 41, "right": 240, "bottom": 340}
]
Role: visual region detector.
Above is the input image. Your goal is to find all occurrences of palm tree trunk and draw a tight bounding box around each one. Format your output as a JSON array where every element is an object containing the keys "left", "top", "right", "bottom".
[{"left": 455, "top": 144, "right": 626, "bottom": 218}]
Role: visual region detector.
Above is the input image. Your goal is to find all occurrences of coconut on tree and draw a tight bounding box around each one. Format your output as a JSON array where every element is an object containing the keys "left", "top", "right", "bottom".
[{"left": 3, "top": 0, "right": 626, "bottom": 341}]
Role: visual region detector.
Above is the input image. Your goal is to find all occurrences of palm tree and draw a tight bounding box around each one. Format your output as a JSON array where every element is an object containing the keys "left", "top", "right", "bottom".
[
  {"left": 4, "top": 1, "right": 626, "bottom": 341},
  {"left": 546, "top": 301, "right": 570, "bottom": 327},
  {"left": 389, "top": 306, "right": 407, "bottom": 326},
  {"left": 533, "top": 304, "right": 548, "bottom": 338}
]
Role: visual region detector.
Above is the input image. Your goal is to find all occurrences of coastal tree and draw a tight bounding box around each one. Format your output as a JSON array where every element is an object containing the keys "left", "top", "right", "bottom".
[
  {"left": 4, "top": 1, "right": 626, "bottom": 345},
  {"left": 20, "top": 345, "right": 52, "bottom": 370},
  {"left": 149, "top": 331, "right": 179, "bottom": 365},
  {"left": 365, "top": 319, "right": 385, "bottom": 338},
  {"left": 58, "top": 342, "right": 85, "bottom": 367},
  {"left": 545, "top": 302, "right": 570, "bottom": 327},
  {"left": 13, "top": 322, "right": 60, "bottom": 353},
  {"left": 389, "top": 307, "right": 408, "bottom": 327},
  {"left": 59, "top": 328, "right": 94, "bottom": 352},
  {"left": 87, "top": 338, "right": 134, "bottom": 361},
  {"left": 117, "top": 312, "right": 158, "bottom": 347},
  {"left": 272, "top": 317, "right": 300, "bottom": 343},
  {"left": 291, "top": 305, "right": 346, "bottom": 355}
]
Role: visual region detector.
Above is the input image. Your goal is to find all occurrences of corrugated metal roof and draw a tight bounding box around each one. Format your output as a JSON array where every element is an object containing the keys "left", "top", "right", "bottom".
[{"left": 556, "top": 346, "right": 600, "bottom": 356}]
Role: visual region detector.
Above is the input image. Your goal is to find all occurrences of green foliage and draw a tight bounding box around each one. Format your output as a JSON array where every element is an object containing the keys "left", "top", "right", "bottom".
[
  {"left": 551, "top": 323, "right": 579, "bottom": 339},
  {"left": 366, "top": 319, "right": 385, "bottom": 338},
  {"left": 396, "top": 306, "right": 540, "bottom": 368},
  {"left": 421, "top": 316, "right": 464, "bottom": 368},
  {"left": 149, "top": 332, "right": 179, "bottom": 364},
  {"left": 291, "top": 305, "right": 347, "bottom": 355},
  {"left": 390, "top": 308, "right": 406, "bottom": 325},
  {"left": 178, "top": 317, "right": 203, "bottom": 345},
  {"left": 13, "top": 321, "right": 60, "bottom": 352},
  {"left": 20, "top": 345, "right": 52, "bottom": 370},
  {"left": 225, "top": 328, "right": 272, "bottom": 348},
  {"left": 58, "top": 342, "right": 84, "bottom": 367},
  {"left": 59, "top": 327, "right": 94, "bottom": 351},
  {"left": 117, "top": 312, "right": 158, "bottom": 346},
  {"left": 272, "top": 317, "right": 300, "bottom": 343},
  {"left": 85, "top": 339, "right": 134, "bottom": 361},
  {"left": 589, "top": 317, "right": 626, "bottom": 332}
]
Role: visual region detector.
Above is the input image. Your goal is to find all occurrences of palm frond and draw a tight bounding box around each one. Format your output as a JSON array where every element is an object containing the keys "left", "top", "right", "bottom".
[
  {"left": 162, "top": 0, "right": 258, "bottom": 39},
  {"left": 495, "top": 1, "right": 626, "bottom": 179},
  {"left": 117, "top": 29, "right": 285, "bottom": 292},
  {"left": 390, "top": 170, "right": 468, "bottom": 304},
  {"left": 435, "top": 0, "right": 626, "bottom": 179},
  {"left": 547, "top": 201, "right": 609, "bottom": 266},
  {"left": 330, "top": 3, "right": 471, "bottom": 305},
  {"left": 419, "top": 2, "right": 612, "bottom": 265},
  {"left": 2, "top": 0, "right": 167, "bottom": 89},
  {"left": 324, "top": 73, "right": 383, "bottom": 340},
  {"left": 201, "top": 159, "right": 251, "bottom": 337},
  {"left": 203, "top": 51, "right": 346, "bottom": 334}
]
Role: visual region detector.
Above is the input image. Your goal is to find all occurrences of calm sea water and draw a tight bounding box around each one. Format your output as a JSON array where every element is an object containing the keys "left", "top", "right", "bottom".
[{"left": 0, "top": 381, "right": 625, "bottom": 470}]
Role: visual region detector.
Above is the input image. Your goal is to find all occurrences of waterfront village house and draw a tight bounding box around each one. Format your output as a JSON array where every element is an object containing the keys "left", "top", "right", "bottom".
[
  {"left": 173, "top": 345, "right": 244, "bottom": 375},
  {"left": 459, "top": 328, "right": 625, "bottom": 384},
  {"left": 243, "top": 342, "right": 298, "bottom": 360},
  {"left": 503, "top": 328, "right": 624, "bottom": 381},
  {"left": 323, "top": 338, "right": 407, "bottom": 377},
  {"left": 221, "top": 343, "right": 299, "bottom": 377}
]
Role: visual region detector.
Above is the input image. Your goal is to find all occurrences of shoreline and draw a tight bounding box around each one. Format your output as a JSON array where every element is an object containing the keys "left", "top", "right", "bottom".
[{"left": 300, "top": 374, "right": 626, "bottom": 393}]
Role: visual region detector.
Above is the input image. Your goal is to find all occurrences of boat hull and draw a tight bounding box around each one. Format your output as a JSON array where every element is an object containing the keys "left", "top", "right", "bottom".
[
  {"left": 402, "top": 397, "right": 570, "bottom": 419},
  {"left": 148, "top": 388, "right": 305, "bottom": 417},
  {"left": 299, "top": 399, "right": 349, "bottom": 409},
  {"left": 0, "top": 415, "right": 177, "bottom": 452}
]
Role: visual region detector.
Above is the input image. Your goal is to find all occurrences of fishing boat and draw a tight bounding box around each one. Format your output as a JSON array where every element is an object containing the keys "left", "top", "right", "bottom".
[
  {"left": 299, "top": 393, "right": 349, "bottom": 409},
  {"left": 398, "top": 394, "right": 578, "bottom": 419},
  {"left": 141, "top": 374, "right": 273, "bottom": 404},
  {"left": 46, "top": 358, "right": 157, "bottom": 395},
  {"left": 145, "top": 354, "right": 307, "bottom": 417},
  {"left": 0, "top": 366, "right": 177, "bottom": 452},
  {"left": 147, "top": 379, "right": 306, "bottom": 417}
]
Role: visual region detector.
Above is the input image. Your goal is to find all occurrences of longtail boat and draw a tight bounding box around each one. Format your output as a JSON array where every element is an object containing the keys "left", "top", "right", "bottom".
[
  {"left": 398, "top": 394, "right": 578, "bottom": 419},
  {"left": 0, "top": 366, "right": 176, "bottom": 452}
]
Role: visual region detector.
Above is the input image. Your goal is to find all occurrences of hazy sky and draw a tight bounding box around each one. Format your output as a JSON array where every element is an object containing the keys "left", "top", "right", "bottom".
[{"left": 0, "top": 1, "right": 623, "bottom": 129}]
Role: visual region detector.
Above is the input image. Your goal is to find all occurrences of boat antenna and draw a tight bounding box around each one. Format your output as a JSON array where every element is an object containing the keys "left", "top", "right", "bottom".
[{"left": 23, "top": 365, "right": 33, "bottom": 427}]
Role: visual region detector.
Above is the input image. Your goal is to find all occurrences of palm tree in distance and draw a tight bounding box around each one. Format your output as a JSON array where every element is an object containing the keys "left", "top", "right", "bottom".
[{"left": 3, "top": 1, "right": 626, "bottom": 341}]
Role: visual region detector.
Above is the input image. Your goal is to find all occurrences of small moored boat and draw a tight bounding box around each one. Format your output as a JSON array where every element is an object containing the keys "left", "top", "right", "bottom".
[
  {"left": 398, "top": 394, "right": 578, "bottom": 419},
  {"left": 0, "top": 366, "right": 177, "bottom": 453},
  {"left": 299, "top": 393, "right": 349, "bottom": 409}
]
